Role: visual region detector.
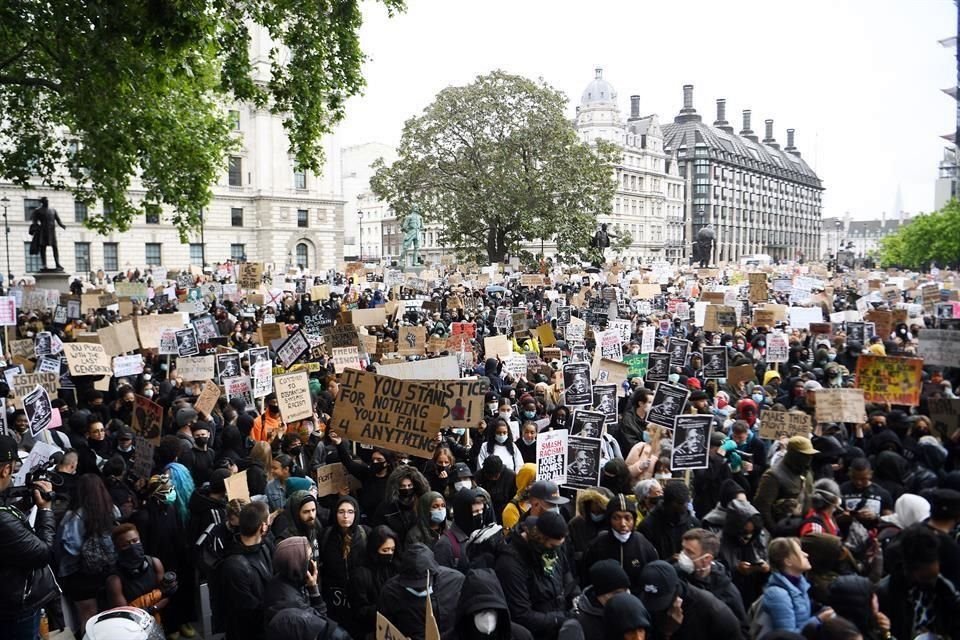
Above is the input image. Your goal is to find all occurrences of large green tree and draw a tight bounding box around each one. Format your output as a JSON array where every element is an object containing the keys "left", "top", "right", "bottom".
[
  {"left": 0, "top": 0, "right": 403, "bottom": 238},
  {"left": 877, "top": 199, "right": 960, "bottom": 270},
  {"left": 370, "top": 70, "right": 619, "bottom": 264}
]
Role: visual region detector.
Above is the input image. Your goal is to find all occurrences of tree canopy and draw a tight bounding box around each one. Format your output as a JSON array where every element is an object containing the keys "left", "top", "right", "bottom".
[
  {"left": 877, "top": 199, "right": 960, "bottom": 270},
  {"left": 0, "top": 0, "right": 403, "bottom": 238},
  {"left": 370, "top": 70, "right": 619, "bottom": 264}
]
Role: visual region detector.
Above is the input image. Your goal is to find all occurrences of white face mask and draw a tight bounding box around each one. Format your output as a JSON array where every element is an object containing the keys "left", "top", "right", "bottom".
[
  {"left": 612, "top": 530, "right": 632, "bottom": 543},
  {"left": 144, "top": 390, "right": 154, "bottom": 398},
  {"left": 474, "top": 610, "right": 498, "bottom": 635},
  {"left": 676, "top": 551, "right": 695, "bottom": 574},
  {"left": 495, "top": 434, "right": 508, "bottom": 444},
  {"left": 454, "top": 480, "right": 471, "bottom": 491}
]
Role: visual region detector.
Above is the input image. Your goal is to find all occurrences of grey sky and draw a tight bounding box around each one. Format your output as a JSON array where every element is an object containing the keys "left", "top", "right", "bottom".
[{"left": 335, "top": 0, "right": 955, "bottom": 220}]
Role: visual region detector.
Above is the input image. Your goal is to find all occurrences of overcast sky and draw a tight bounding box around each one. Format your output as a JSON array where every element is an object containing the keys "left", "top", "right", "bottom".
[{"left": 334, "top": 0, "right": 956, "bottom": 221}]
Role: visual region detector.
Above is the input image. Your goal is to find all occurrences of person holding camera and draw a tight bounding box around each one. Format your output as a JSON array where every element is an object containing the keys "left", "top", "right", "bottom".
[{"left": 0, "top": 434, "right": 60, "bottom": 640}]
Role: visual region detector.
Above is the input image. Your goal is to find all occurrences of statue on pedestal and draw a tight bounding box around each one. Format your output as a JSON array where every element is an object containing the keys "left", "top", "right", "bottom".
[
  {"left": 590, "top": 223, "right": 618, "bottom": 267},
  {"left": 694, "top": 226, "right": 715, "bottom": 268},
  {"left": 28, "top": 197, "right": 67, "bottom": 272},
  {"left": 400, "top": 205, "right": 423, "bottom": 267}
]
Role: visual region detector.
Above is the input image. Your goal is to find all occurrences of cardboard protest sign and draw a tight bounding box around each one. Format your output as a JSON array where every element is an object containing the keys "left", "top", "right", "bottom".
[
  {"left": 483, "top": 335, "right": 513, "bottom": 361},
  {"left": 238, "top": 263, "right": 263, "bottom": 290},
  {"left": 176, "top": 355, "right": 216, "bottom": 382},
  {"left": 376, "top": 613, "right": 409, "bottom": 640},
  {"left": 132, "top": 395, "right": 164, "bottom": 443},
  {"left": 225, "top": 470, "right": 251, "bottom": 502},
  {"left": 765, "top": 333, "right": 790, "bottom": 363},
  {"left": 749, "top": 273, "right": 768, "bottom": 303},
  {"left": 929, "top": 398, "right": 960, "bottom": 439},
  {"left": 854, "top": 355, "right": 923, "bottom": 406},
  {"left": 10, "top": 339, "right": 35, "bottom": 359},
  {"left": 566, "top": 436, "right": 602, "bottom": 488},
  {"left": 704, "top": 305, "right": 737, "bottom": 332},
  {"left": 753, "top": 309, "right": 776, "bottom": 327},
  {"left": 813, "top": 389, "right": 867, "bottom": 424},
  {"left": 377, "top": 355, "right": 460, "bottom": 381},
  {"left": 314, "top": 462, "right": 360, "bottom": 497},
  {"left": 331, "top": 369, "right": 446, "bottom": 459},
  {"left": 595, "top": 359, "right": 629, "bottom": 397},
  {"left": 12, "top": 372, "right": 58, "bottom": 404},
  {"left": 274, "top": 371, "right": 313, "bottom": 422},
  {"left": 563, "top": 362, "right": 592, "bottom": 405},
  {"left": 332, "top": 346, "right": 362, "bottom": 373},
  {"left": 63, "top": 342, "right": 113, "bottom": 376},
  {"left": 917, "top": 329, "right": 960, "bottom": 368},
  {"left": 571, "top": 409, "right": 605, "bottom": 438},
  {"left": 23, "top": 385, "right": 53, "bottom": 437},
  {"left": 435, "top": 378, "right": 489, "bottom": 428},
  {"left": 352, "top": 307, "right": 387, "bottom": 327},
  {"left": 671, "top": 414, "right": 712, "bottom": 471},
  {"left": 520, "top": 274, "right": 545, "bottom": 288},
  {"left": 194, "top": 380, "right": 222, "bottom": 416},
  {"left": 397, "top": 326, "right": 426, "bottom": 356},
  {"left": 113, "top": 354, "right": 145, "bottom": 378},
  {"left": 759, "top": 410, "right": 813, "bottom": 440},
  {"left": 648, "top": 383, "right": 690, "bottom": 430},
  {"left": 97, "top": 321, "right": 140, "bottom": 356},
  {"left": 536, "top": 429, "right": 568, "bottom": 484},
  {"left": 727, "top": 363, "right": 756, "bottom": 387},
  {"left": 702, "top": 346, "right": 728, "bottom": 379},
  {"left": 131, "top": 437, "right": 156, "bottom": 481},
  {"left": 135, "top": 315, "right": 185, "bottom": 350}
]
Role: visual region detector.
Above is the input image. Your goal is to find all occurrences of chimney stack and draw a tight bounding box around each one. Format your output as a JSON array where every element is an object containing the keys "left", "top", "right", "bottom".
[
  {"left": 682, "top": 85, "right": 694, "bottom": 111},
  {"left": 630, "top": 95, "right": 640, "bottom": 119},
  {"left": 740, "top": 109, "right": 757, "bottom": 141},
  {"left": 595, "top": 67, "right": 603, "bottom": 79},
  {"left": 785, "top": 128, "right": 799, "bottom": 155},
  {"left": 714, "top": 98, "right": 732, "bottom": 131},
  {"left": 763, "top": 119, "right": 778, "bottom": 147}
]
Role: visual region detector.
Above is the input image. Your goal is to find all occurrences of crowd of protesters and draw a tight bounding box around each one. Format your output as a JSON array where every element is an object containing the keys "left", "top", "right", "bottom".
[{"left": 0, "top": 257, "right": 959, "bottom": 640}]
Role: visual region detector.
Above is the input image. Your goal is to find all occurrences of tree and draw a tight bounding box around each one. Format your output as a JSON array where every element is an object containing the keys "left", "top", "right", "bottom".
[
  {"left": 877, "top": 199, "right": 960, "bottom": 270},
  {"left": 0, "top": 0, "right": 404, "bottom": 238},
  {"left": 370, "top": 70, "right": 619, "bottom": 264}
]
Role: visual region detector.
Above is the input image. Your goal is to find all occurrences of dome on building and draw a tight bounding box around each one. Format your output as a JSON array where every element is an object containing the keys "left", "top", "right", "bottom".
[{"left": 581, "top": 67, "right": 617, "bottom": 107}]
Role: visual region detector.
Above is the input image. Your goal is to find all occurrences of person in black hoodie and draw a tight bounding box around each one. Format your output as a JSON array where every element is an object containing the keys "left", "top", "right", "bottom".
[
  {"left": 638, "top": 560, "right": 742, "bottom": 640},
  {"left": 484, "top": 358, "right": 504, "bottom": 395},
  {"left": 574, "top": 560, "right": 632, "bottom": 640},
  {"left": 262, "top": 536, "right": 328, "bottom": 623},
  {"left": 188, "top": 468, "right": 230, "bottom": 544},
  {"left": 265, "top": 608, "right": 350, "bottom": 640},
  {"left": 476, "top": 455, "right": 515, "bottom": 522},
  {"left": 449, "top": 568, "right": 533, "bottom": 640},
  {"left": 716, "top": 499, "right": 770, "bottom": 607},
  {"left": 435, "top": 487, "right": 491, "bottom": 571},
  {"left": 329, "top": 430, "right": 394, "bottom": 522},
  {"left": 569, "top": 488, "right": 614, "bottom": 578},
  {"left": 272, "top": 490, "right": 324, "bottom": 563},
  {"left": 318, "top": 495, "right": 369, "bottom": 637},
  {"left": 353, "top": 525, "right": 400, "bottom": 638},
  {"left": 218, "top": 502, "right": 273, "bottom": 640},
  {"left": 583, "top": 494, "right": 659, "bottom": 594},
  {"left": 637, "top": 481, "right": 700, "bottom": 559},
  {"left": 674, "top": 528, "right": 748, "bottom": 637},
  {"left": 373, "top": 465, "right": 430, "bottom": 547},
  {"left": 603, "top": 592, "right": 652, "bottom": 640}
]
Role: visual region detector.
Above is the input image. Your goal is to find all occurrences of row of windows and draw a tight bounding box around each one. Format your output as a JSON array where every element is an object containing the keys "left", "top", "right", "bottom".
[
  {"left": 227, "top": 155, "right": 307, "bottom": 190},
  {"left": 25, "top": 242, "right": 248, "bottom": 273}
]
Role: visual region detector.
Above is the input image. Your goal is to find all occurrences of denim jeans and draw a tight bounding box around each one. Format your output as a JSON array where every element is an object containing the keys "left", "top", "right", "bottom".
[{"left": 0, "top": 609, "right": 41, "bottom": 640}]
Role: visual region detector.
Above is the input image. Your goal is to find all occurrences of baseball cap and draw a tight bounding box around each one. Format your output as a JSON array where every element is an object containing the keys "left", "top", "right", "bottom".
[
  {"left": 176, "top": 408, "right": 198, "bottom": 428},
  {"left": 639, "top": 560, "right": 680, "bottom": 613},
  {"left": 528, "top": 480, "right": 570, "bottom": 505},
  {"left": 0, "top": 435, "right": 18, "bottom": 464},
  {"left": 787, "top": 435, "right": 818, "bottom": 455}
]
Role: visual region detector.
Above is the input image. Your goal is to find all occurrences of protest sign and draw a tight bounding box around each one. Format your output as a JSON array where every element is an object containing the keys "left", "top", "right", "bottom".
[
  {"left": 97, "top": 321, "right": 140, "bottom": 356},
  {"left": 352, "top": 307, "right": 387, "bottom": 327},
  {"left": 276, "top": 331, "right": 310, "bottom": 369},
  {"left": 258, "top": 323, "right": 286, "bottom": 345},
  {"left": 704, "top": 305, "right": 737, "bottom": 332},
  {"left": 378, "top": 355, "right": 460, "bottom": 381},
  {"left": 0, "top": 296, "right": 17, "bottom": 326},
  {"left": 646, "top": 352, "right": 670, "bottom": 382},
  {"left": 503, "top": 353, "right": 527, "bottom": 379},
  {"left": 598, "top": 330, "right": 623, "bottom": 362},
  {"left": 63, "top": 342, "right": 113, "bottom": 376},
  {"left": 566, "top": 436, "right": 602, "bottom": 488},
  {"left": 12, "top": 372, "right": 58, "bottom": 404},
  {"left": 274, "top": 371, "right": 313, "bottom": 422},
  {"left": 332, "top": 346, "right": 362, "bottom": 373},
  {"left": 571, "top": 409, "right": 605, "bottom": 438},
  {"left": 535, "top": 324, "right": 557, "bottom": 348},
  {"left": 376, "top": 613, "right": 409, "bottom": 640},
  {"left": 252, "top": 359, "right": 273, "bottom": 399},
  {"left": 136, "top": 315, "right": 185, "bottom": 350},
  {"left": 176, "top": 355, "right": 216, "bottom": 382},
  {"left": 23, "top": 385, "right": 53, "bottom": 437},
  {"left": 592, "top": 384, "right": 618, "bottom": 423},
  {"left": 563, "top": 362, "right": 592, "bottom": 405},
  {"left": 483, "top": 334, "right": 513, "bottom": 361},
  {"left": 113, "top": 354, "right": 145, "bottom": 378},
  {"left": 131, "top": 437, "right": 156, "bottom": 481},
  {"left": 671, "top": 414, "right": 712, "bottom": 471},
  {"left": 224, "top": 376, "right": 254, "bottom": 411},
  {"left": 494, "top": 308, "right": 511, "bottom": 329},
  {"left": 115, "top": 282, "right": 149, "bottom": 299},
  {"left": 766, "top": 333, "right": 789, "bottom": 363},
  {"left": 854, "top": 355, "right": 923, "bottom": 406},
  {"left": 788, "top": 306, "right": 823, "bottom": 330},
  {"left": 536, "top": 429, "right": 568, "bottom": 484},
  {"left": 929, "top": 398, "right": 960, "bottom": 439},
  {"left": 759, "top": 409, "right": 812, "bottom": 440},
  {"left": 648, "top": 383, "right": 690, "bottom": 430},
  {"left": 216, "top": 352, "right": 241, "bottom": 383},
  {"left": 331, "top": 369, "right": 447, "bottom": 459},
  {"left": 727, "top": 363, "right": 756, "bottom": 387},
  {"left": 752, "top": 309, "right": 776, "bottom": 327},
  {"left": 10, "top": 339, "right": 34, "bottom": 360},
  {"left": 702, "top": 346, "right": 728, "bottom": 379},
  {"left": 917, "top": 329, "right": 960, "bottom": 368},
  {"left": 595, "top": 359, "right": 629, "bottom": 397},
  {"left": 159, "top": 329, "right": 178, "bottom": 356},
  {"left": 238, "top": 263, "right": 263, "bottom": 289},
  {"left": 565, "top": 316, "right": 585, "bottom": 342},
  {"left": 622, "top": 353, "right": 648, "bottom": 380},
  {"left": 397, "top": 326, "right": 426, "bottom": 356},
  {"left": 193, "top": 380, "right": 222, "bottom": 416},
  {"left": 315, "top": 462, "right": 360, "bottom": 497},
  {"left": 175, "top": 328, "right": 200, "bottom": 357},
  {"left": 813, "top": 389, "right": 867, "bottom": 424},
  {"left": 749, "top": 273, "right": 768, "bottom": 303},
  {"left": 225, "top": 470, "right": 250, "bottom": 503},
  {"left": 640, "top": 326, "right": 656, "bottom": 353},
  {"left": 668, "top": 338, "right": 690, "bottom": 367}
]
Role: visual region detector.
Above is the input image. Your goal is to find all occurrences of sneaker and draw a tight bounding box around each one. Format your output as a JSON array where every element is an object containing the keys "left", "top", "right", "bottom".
[{"left": 180, "top": 623, "right": 197, "bottom": 638}]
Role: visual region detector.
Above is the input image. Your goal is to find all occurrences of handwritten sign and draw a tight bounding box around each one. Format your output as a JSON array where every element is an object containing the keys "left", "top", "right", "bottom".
[
  {"left": 194, "top": 380, "right": 222, "bottom": 416},
  {"left": 759, "top": 410, "right": 813, "bottom": 440},
  {"left": 854, "top": 355, "right": 923, "bottom": 406},
  {"left": 315, "top": 462, "right": 360, "bottom": 497},
  {"left": 332, "top": 346, "right": 362, "bottom": 374},
  {"left": 274, "top": 371, "right": 313, "bottom": 422},
  {"left": 132, "top": 395, "right": 164, "bottom": 443},
  {"left": 63, "top": 342, "right": 113, "bottom": 377},
  {"left": 331, "top": 369, "right": 446, "bottom": 459},
  {"left": 918, "top": 329, "right": 960, "bottom": 368},
  {"left": 813, "top": 389, "right": 867, "bottom": 424},
  {"left": 176, "top": 355, "right": 216, "bottom": 382},
  {"left": 238, "top": 263, "right": 263, "bottom": 290},
  {"left": 252, "top": 360, "right": 273, "bottom": 399}
]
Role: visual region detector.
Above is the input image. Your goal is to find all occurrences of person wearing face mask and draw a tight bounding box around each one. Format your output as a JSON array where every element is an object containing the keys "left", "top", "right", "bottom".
[
  {"left": 114, "top": 428, "right": 136, "bottom": 465},
  {"left": 407, "top": 491, "right": 449, "bottom": 550},
  {"left": 569, "top": 487, "right": 615, "bottom": 576},
  {"left": 517, "top": 393, "right": 542, "bottom": 422},
  {"left": 476, "top": 456, "right": 515, "bottom": 521},
  {"left": 449, "top": 568, "right": 533, "bottom": 640},
  {"left": 435, "top": 487, "right": 491, "bottom": 570},
  {"left": 251, "top": 394, "right": 282, "bottom": 442},
  {"left": 633, "top": 479, "right": 664, "bottom": 523},
  {"left": 217, "top": 502, "right": 274, "bottom": 640},
  {"left": 352, "top": 526, "right": 401, "bottom": 638},
  {"left": 753, "top": 436, "right": 818, "bottom": 534},
  {"left": 674, "top": 529, "right": 747, "bottom": 635},
  {"left": 425, "top": 446, "right": 457, "bottom": 494},
  {"left": 328, "top": 430, "right": 392, "bottom": 521},
  {"left": 105, "top": 523, "right": 176, "bottom": 624},
  {"left": 378, "top": 543, "right": 466, "bottom": 640},
  {"left": 180, "top": 422, "right": 216, "bottom": 487},
  {"left": 637, "top": 481, "right": 700, "bottom": 559},
  {"left": 516, "top": 421, "right": 538, "bottom": 464},
  {"left": 477, "top": 418, "right": 524, "bottom": 473},
  {"left": 280, "top": 433, "right": 309, "bottom": 478},
  {"left": 583, "top": 494, "right": 659, "bottom": 594},
  {"left": 372, "top": 466, "right": 430, "bottom": 548}
]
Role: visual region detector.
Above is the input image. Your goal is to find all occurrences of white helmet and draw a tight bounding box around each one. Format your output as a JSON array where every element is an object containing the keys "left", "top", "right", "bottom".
[{"left": 84, "top": 607, "right": 164, "bottom": 640}]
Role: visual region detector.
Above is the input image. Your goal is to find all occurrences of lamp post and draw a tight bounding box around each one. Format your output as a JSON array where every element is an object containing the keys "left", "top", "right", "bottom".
[
  {"left": 0, "top": 195, "right": 10, "bottom": 289},
  {"left": 357, "top": 210, "right": 363, "bottom": 262},
  {"left": 834, "top": 219, "right": 842, "bottom": 267}
]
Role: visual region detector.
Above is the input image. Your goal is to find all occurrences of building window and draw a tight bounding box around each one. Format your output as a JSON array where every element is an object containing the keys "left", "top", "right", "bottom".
[
  {"left": 231, "top": 244, "right": 245, "bottom": 261},
  {"left": 145, "top": 243, "right": 162, "bottom": 266},
  {"left": 297, "top": 209, "right": 308, "bottom": 228},
  {"left": 231, "top": 207, "right": 243, "bottom": 227},
  {"left": 74, "top": 202, "right": 88, "bottom": 223},
  {"left": 293, "top": 168, "right": 306, "bottom": 190},
  {"left": 189, "top": 243, "right": 204, "bottom": 266},
  {"left": 103, "top": 243, "right": 118, "bottom": 271},
  {"left": 23, "top": 198, "right": 42, "bottom": 222},
  {"left": 229, "top": 110, "right": 240, "bottom": 130},
  {"left": 228, "top": 156, "right": 242, "bottom": 186},
  {"left": 145, "top": 206, "right": 160, "bottom": 224},
  {"left": 75, "top": 242, "right": 91, "bottom": 273},
  {"left": 295, "top": 243, "right": 308, "bottom": 268},
  {"left": 24, "top": 242, "right": 42, "bottom": 272}
]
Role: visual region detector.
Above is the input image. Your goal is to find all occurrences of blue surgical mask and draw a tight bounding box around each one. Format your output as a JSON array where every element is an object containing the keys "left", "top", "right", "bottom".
[
  {"left": 165, "top": 489, "right": 178, "bottom": 504},
  {"left": 590, "top": 512, "right": 606, "bottom": 523},
  {"left": 452, "top": 428, "right": 465, "bottom": 436},
  {"left": 827, "top": 353, "right": 836, "bottom": 361},
  {"left": 752, "top": 393, "right": 764, "bottom": 404},
  {"left": 718, "top": 378, "right": 727, "bottom": 385},
  {"left": 668, "top": 374, "right": 680, "bottom": 384},
  {"left": 404, "top": 586, "right": 433, "bottom": 598},
  {"left": 642, "top": 430, "right": 652, "bottom": 443},
  {"left": 495, "top": 434, "right": 508, "bottom": 445},
  {"left": 430, "top": 508, "right": 446, "bottom": 524},
  {"left": 523, "top": 410, "right": 536, "bottom": 419}
]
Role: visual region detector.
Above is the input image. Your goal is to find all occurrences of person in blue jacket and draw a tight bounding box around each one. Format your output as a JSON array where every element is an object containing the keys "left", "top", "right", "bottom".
[{"left": 761, "top": 537, "right": 835, "bottom": 634}]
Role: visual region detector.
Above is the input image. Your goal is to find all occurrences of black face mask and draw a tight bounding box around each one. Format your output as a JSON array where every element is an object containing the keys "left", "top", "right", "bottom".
[
  {"left": 119, "top": 542, "right": 148, "bottom": 573},
  {"left": 289, "top": 446, "right": 302, "bottom": 457},
  {"left": 194, "top": 437, "right": 209, "bottom": 447},
  {"left": 398, "top": 487, "right": 415, "bottom": 503},
  {"left": 371, "top": 461, "right": 386, "bottom": 474},
  {"left": 268, "top": 406, "right": 280, "bottom": 415}
]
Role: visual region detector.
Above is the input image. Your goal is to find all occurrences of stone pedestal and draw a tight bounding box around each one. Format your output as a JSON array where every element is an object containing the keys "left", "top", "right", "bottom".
[
  {"left": 402, "top": 264, "right": 426, "bottom": 276},
  {"left": 32, "top": 271, "right": 72, "bottom": 294}
]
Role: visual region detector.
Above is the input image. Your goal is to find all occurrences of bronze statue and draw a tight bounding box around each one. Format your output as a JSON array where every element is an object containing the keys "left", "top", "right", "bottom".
[
  {"left": 28, "top": 197, "right": 66, "bottom": 271},
  {"left": 694, "top": 226, "right": 715, "bottom": 268},
  {"left": 400, "top": 205, "right": 423, "bottom": 267}
]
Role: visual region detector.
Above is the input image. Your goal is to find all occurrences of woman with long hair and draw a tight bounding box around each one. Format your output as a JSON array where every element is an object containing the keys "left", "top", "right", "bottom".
[
  {"left": 57, "top": 473, "right": 121, "bottom": 630},
  {"left": 319, "top": 495, "right": 370, "bottom": 639},
  {"left": 245, "top": 440, "right": 272, "bottom": 497},
  {"left": 353, "top": 526, "right": 401, "bottom": 639},
  {"left": 424, "top": 445, "right": 456, "bottom": 494},
  {"left": 476, "top": 418, "right": 524, "bottom": 473}
]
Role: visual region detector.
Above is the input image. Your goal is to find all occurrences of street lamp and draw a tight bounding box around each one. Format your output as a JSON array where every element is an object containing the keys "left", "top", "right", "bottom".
[
  {"left": 0, "top": 195, "right": 10, "bottom": 289},
  {"left": 358, "top": 210, "right": 363, "bottom": 262},
  {"left": 834, "top": 219, "right": 842, "bottom": 267}
]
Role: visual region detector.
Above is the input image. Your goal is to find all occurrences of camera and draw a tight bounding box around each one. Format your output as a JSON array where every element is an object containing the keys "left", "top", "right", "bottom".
[{"left": 4, "top": 454, "right": 63, "bottom": 503}]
